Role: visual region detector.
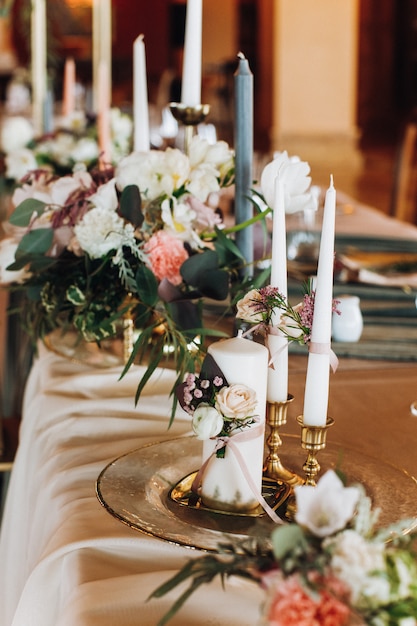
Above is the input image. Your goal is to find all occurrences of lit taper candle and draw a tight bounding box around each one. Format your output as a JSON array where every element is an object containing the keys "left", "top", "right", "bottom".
[
  {"left": 234, "top": 52, "right": 254, "bottom": 276},
  {"left": 181, "top": 0, "right": 202, "bottom": 106},
  {"left": 303, "top": 176, "right": 336, "bottom": 426},
  {"left": 267, "top": 173, "right": 288, "bottom": 402}
]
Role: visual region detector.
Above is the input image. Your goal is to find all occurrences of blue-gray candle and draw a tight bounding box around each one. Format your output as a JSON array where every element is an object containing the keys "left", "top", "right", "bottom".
[{"left": 234, "top": 52, "right": 254, "bottom": 277}]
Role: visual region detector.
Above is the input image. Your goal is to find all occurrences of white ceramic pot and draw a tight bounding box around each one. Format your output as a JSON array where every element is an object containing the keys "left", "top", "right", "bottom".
[{"left": 332, "top": 295, "right": 363, "bottom": 342}]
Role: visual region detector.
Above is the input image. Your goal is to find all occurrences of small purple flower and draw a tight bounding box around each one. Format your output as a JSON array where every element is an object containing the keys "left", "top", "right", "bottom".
[
  {"left": 194, "top": 389, "right": 203, "bottom": 398},
  {"left": 213, "top": 376, "right": 223, "bottom": 387},
  {"left": 183, "top": 391, "right": 193, "bottom": 404},
  {"left": 200, "top": 379, "right": 210, "bottom": 389}
]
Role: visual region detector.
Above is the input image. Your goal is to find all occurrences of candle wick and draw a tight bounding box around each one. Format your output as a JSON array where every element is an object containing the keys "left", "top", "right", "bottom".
[
  {"left": 139, "top": 33, "right": 144, "bottom": 41},
  {"left": 330, "top": 174, "right": 334, "bottom": 188},
  {"left": 237, "top": 51, "right": 246, "bottom": 60}
]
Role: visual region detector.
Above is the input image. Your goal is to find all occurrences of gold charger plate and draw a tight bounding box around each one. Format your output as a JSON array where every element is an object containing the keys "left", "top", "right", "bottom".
[{"left": 96, "top": 435, "right": 417, "bottom": 552}]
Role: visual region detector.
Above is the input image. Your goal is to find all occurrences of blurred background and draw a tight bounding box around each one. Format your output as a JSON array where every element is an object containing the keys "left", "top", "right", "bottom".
[{"left": 1, "top": 0, "right": 415, "bottom": 213}]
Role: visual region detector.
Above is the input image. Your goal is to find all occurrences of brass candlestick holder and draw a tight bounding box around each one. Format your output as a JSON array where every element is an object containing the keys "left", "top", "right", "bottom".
[
  {"left": 169, "top": 102, "right": 210, "bottom": 154},
  {"left": 264, "top": 395, "right": 303, "bottom": 487},
  {"left": 297, "top": 415, "right": 334, "bottom": 486}
]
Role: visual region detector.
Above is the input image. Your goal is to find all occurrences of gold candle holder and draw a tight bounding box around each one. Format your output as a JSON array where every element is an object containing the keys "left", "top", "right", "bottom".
[
  {"left": 169, "top": 102, "right": 210, "bottom": 154},
  {"left": 297, "top": 415, "right": 335, "bottom": 486},
  {"left": 264, "top": 395, "right": 303, "bottom": 487}
]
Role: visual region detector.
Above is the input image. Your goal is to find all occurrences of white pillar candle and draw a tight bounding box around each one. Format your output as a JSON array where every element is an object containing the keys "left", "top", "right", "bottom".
[
  {"left": 62, "top": 58, "right": 76, "bottom": 118},
  {"left": 267, "top": 174, "right": 288, "bottom": 403},
  {"left": 234, "top": 52, "right": 254, "bottom": 276},
  {"left": 92, "top": 0, "right": 112, "bottom": 114},
  {"left": 31, "top": 0, "right": 47, "bottom": 136},
  {"left": 181, "top": 0, "right": 202, "bottom": 106},
  {"left": 303, "top": 176, "right": 336, "bottom": 426},
  {"left": 133, "top": 34, "right": 150, "bottom": 152},
  {"left": 201, "top": 333, "right": 268, "bottom": 511}
]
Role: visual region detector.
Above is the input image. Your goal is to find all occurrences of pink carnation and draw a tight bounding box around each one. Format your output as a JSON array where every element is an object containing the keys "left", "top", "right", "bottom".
[
  {"left": 144, "top": 230, "right": 188, "bottom": 285},
  {"left": 264, "top": 574, "right": 350, "bottom": 626}
]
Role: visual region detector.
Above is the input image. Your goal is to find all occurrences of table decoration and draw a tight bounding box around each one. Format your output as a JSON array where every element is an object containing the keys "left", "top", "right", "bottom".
[
  {"left": 150, "top": 469, "right": 417, "bottom": 626},
  {"left": 133, "top": 34, "right": 150, "bottom": 152},
  {"left": 31, "top": 0, "right": 47, "bottom": 135},
  {"left": 236, "top": 281, "right": 340, "bottom": 485},
  {"left": 175, "top": 337, "right": 272, "bottom": 515},
  {"left": 96, "top": 434, "right": 417, "bottom": 551},
  {"left": 169, "top": 103, "right": 211, "bottom": 155},
  {"left": 297, "top": 415, "right": 335, "bottom": 486}
]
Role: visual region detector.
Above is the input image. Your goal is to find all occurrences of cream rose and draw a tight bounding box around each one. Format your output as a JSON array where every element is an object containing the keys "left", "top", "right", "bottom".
[
  {"left": 192, "top": 404, "right": 224, "bottom": 440},
  {"left": 215, "top": 383, "right": 257, "bottom": 420},
  {"left": 236, "top": 290, "right": 264, "bottom": 324}
]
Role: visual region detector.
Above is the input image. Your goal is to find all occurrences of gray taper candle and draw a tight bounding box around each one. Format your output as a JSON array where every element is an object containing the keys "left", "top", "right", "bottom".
[{"left": 234, "top": 52, "right": 254, "bottom": 277}]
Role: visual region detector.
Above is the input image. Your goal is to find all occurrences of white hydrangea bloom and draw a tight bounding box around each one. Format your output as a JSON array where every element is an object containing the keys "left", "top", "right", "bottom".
[{"left": 73, "top": 206, "right": 135, "bottom": 258}]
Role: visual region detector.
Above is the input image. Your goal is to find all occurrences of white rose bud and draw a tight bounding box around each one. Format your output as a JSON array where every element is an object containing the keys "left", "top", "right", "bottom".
[
  {"left": 192, "top": 404, "right": 224, "bottom": 440},
  {"left": 215, "top": 384, "right": 257, "bottom": 421}
]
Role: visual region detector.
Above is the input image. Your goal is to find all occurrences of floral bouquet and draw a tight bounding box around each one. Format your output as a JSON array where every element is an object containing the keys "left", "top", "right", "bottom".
[
  {"left": 150, "top": 470, "right": 417, "bottom": 626},
  {"left": 0, "top": 135, "right": 260, "bottom": 411}
]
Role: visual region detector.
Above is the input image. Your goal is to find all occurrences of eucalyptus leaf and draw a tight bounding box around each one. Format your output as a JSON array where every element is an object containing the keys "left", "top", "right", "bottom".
[
  {"left": 16, "top": 228, "right": 53, "bottom": 256},
  {"left": 180, "top": 249, "right": 220, "bottom": 285},
  {"left": 270, "top": 524, "right": 306, "bottom": 560},
  {"left": 9, "top": 198, "right": 47, "bottom": 227}
]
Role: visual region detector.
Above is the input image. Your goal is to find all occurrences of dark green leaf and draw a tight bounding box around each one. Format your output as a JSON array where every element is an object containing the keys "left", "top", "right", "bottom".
[
  {"left": 136, "top": 263, "right": 158, "bottom": 307},
  {"left": 180, "top": 249, "right": 220, "bottom": 285},
  {"left": 197, "top": 268, "right": 229, "bottom": 300},
  {"left": 9, "top": 198, "right": 47, "bottom": 227},
  {"left": 119, "top": 185, "right": 144, "bottom": 228},
  {"left": 16, "top": 228, "right": 53, "bottom": 256}
]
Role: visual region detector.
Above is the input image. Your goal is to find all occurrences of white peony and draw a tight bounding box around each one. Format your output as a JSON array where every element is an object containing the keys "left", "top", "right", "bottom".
[
  {"left": 192, "top": 404, "right": 224, "bottom": 440},
  {"left": 73, "top": 207, "right": 135, "bottom": 258},
  {"left": 295, "top": 470, "right": 360, "bottom": 537},
  {"left": 1, "top": 116, "right": 34, "bottom": 153},
  {"left": 260, "top": 150, "right": 316, "bottom": 214},
  {"left": 188, "top": 136, "right": 234, "bottom": 179},
  {"left": 187, "top": 162, "right": 221, "bottom": 202},
  {"left": 88, "top": 178, "right": 118, "bottom": 212},
  {"left": 5, "top": 148, "right": 38, "bottom": 180}
]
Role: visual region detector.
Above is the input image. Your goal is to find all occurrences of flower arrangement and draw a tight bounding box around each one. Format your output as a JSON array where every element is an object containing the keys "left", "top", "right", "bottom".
[
  {"left": 0, "top": 135, "right": 254, "bottom": 410},
  {"left": 177, "top": 354, "right": 258, "bottom": 457},
  {"left": 150, "top": 470, "right": 417, "bottom": 626},
  {"left": 236, "top": 280, "right": 340, "bottom": 344},
  {"left": 0, "top": 108, "right": 133, "bottom": 182}
]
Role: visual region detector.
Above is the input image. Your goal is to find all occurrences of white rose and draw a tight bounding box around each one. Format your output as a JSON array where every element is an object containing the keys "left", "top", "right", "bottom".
[
  {"left": 260, "top": 150, "right": 316, "bottom": 214},
  {"left": 192, "top": 404, "right": 224, "bottom": 440},
  {"left": 215, "top": 383, "right": 257, "bottom": 420},
  {"left": 1, "top": 116, "right": 34, "bottom": 153},
  {"left": 295, "top": 470, "right": 360, "bottom": 537}
]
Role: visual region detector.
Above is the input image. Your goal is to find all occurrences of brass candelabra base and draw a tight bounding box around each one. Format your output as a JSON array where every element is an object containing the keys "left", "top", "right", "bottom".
[
  {"left": 297, "top": 415, "right": 335, "bottom": 486},
  {"left": 169, "top": 102, "right": 210, "bottom": 154},
  {"left": 264, "top": 396, "right": 303, "bottom": 487}
]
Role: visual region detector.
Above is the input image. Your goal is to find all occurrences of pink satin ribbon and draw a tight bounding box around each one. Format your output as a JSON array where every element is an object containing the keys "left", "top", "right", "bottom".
[
  {"left": 192, "top": 421, "right": 283, "bottom": 524},
  {"left": 309, "top": 341, "right": 339, "bottom": 372}
]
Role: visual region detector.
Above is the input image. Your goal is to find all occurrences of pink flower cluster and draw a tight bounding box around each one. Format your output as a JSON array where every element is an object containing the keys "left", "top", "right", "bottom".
[
  {"left": 144, "top": 230, "right": 189, "bottom": 286},
  {"left": 263, "top": 573, "right": 351, "bottom": 626}
]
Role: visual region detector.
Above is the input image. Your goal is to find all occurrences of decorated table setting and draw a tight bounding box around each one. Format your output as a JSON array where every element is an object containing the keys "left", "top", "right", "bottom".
[{"left": 2, "top": 1, "right": 417, "bottom": 626}]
